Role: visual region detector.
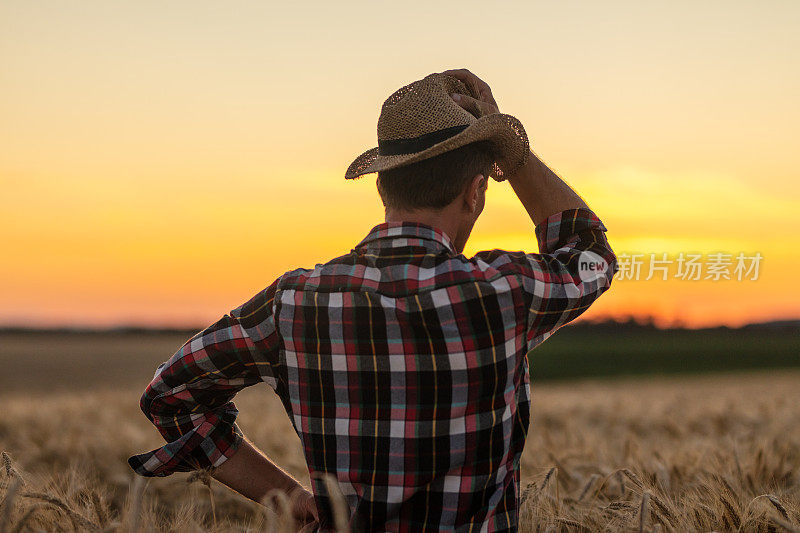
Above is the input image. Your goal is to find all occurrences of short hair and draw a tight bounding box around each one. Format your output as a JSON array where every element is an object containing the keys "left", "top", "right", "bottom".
[{"left": 376, "top": 141, "right": 495, "bottom": 211}]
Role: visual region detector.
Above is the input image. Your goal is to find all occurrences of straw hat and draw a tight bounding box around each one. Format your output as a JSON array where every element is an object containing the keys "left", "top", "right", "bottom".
[{"left": 344, "top": 73, "right": 530, "bottom": 181}]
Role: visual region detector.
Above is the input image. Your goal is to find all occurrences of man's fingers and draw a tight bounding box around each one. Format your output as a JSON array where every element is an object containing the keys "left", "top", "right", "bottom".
[
  {"left": 443, "top": 69, "right": 484, "bottom": 97},
  {"left": 442, "top": 68, "right": 498, "bottom": 108},
  {"left": 442, "top": 68, "right": 485, "bottom": 90},
  {"left": 451, "top": 92, "right": 498, "bottom": 118},
  {"left": 442, "top": 68, "right": 478, "bottom": 85}
]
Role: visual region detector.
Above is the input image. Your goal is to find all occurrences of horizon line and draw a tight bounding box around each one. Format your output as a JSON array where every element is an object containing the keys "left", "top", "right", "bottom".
[{"left": 2, "top": 316, "right": 799, "bottom": 334}]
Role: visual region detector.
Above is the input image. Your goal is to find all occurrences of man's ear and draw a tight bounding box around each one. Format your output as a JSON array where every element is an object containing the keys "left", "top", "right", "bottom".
[
  {"left": 465, "top": 173, "right": 486, "bottom": 213},
  {"left": 375, "top": 177, "right": 388, "bottom": 208}
]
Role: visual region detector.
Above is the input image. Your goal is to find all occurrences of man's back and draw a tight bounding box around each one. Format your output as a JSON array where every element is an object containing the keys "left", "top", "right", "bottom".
[
  {"left": 273, "top": 221, "right": 534, "bottom": 531},
  {"left": 269, "top": 212, "right": 613, "bottom": 531}
]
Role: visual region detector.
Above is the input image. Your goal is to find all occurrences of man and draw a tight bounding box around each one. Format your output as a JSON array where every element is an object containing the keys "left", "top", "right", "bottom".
[{"left": 128, "top": 69, "right": 617, "bottom": 532}]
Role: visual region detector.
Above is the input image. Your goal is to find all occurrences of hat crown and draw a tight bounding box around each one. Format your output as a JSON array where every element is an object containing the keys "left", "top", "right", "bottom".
[{"left": 376, "top": 73, "right": 477, "bottom": 142}]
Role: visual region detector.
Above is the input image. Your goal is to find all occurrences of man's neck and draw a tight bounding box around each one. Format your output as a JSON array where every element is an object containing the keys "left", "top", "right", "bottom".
[{"left": 384, "top": 207, "right": 462, "bottom": 249}]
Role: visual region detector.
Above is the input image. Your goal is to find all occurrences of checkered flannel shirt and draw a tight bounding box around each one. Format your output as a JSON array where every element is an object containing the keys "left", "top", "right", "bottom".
[{"left": 129, "top": 207, "right": 616, "bottom": 532}]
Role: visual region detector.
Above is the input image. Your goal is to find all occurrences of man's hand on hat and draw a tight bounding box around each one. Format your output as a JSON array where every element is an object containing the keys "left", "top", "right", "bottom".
[
  {"left": 442, "top": 68, "right": 500, "bottom": 118},
  {"left": 442, "top": 68, "right": 519, "bottom": 180}
]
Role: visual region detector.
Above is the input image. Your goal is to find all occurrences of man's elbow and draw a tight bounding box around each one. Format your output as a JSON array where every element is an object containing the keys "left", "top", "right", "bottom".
[
  {"left": 575, "top": 243, "right": 617, "bottom": 295},
  {"left": 139, "top": 387, "right": 156, "bottom": 422},
  {"left": 603, "top": 246, "right": 618, "bottom": 289},
  {"left": 138, "top": 360, "right": 174, "bottom": 422}
]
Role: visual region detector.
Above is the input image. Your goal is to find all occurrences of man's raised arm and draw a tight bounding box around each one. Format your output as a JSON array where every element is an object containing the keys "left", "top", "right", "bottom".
[{"left": 446, "top": 68, "right": 617, "bottom": 343}]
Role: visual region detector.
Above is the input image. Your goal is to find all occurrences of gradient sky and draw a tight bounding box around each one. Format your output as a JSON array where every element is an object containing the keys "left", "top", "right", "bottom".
[{"left": 2, "top": 1, "right": 798, "bottom": 328}]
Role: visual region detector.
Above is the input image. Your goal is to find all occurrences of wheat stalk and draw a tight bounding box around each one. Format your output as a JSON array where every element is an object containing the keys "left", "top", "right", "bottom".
[
  {"left": 555, "top": 516, "right": 587, "bottom": 531},
  {"left": 767, "top": 495, "right": 791, "bottom": 521},
  {"left": 89, "top": 492, "right": 109, "bottom": 527},
  {"left": 540, "top": 467, "right": 557, "bottom": 492},
  {"left": 586, "top": 469, "right": 625, "bottom": 513},
  {"left": 770, "top": 514, "right": 800, "bottom": 533},
  {"left": 621, "top": 468, "right": 644, "bottom": 488},
  {"left": 547, "top": 453, "right": 574, "bottom": 486},
  {"left": 19, "top": 491, "right": 100, "bottom": 531},
  {"left": 738, "top": 493, "right": 794, "bottom": 532},
  {"left": 188, "top": 469, "right": 217, "bottom": 529},
  {"left": 638, "top": 491, "right": 650, "bottom": 533},
  {"left": 0, "top": 453, "right": 24, "bottom": 487},
  {"left": 0, "top": 478, "right": 21, "bottom": 533},
  {"left": 319, "top": 474, "right": 349, "bottom": 533},
  {"left": 264, "top": 489, "right": 295, "bottom": 533},
  {"left": 646, "top": 491, "right": 677, "bottom": 530},
  {"left": 577, "top": 474, "right": 600, "bottom": 502},
  {"left": 520, "top": 481, "right": 536, "bottom": 506},
  {"left": 125, "top": 476, "right": 145, "bottom": 533},
  {"left": 9, "top": 503, "right": 45, "bottom": 533},
  {"left": 719, "top": 494, "right": 740, "bottom": 530},
  {"left": 100, "top": 521, "right": 122, "bottom": 533},
  {"left": 0, "top": 454, "right": 11, "bottom": 477}
]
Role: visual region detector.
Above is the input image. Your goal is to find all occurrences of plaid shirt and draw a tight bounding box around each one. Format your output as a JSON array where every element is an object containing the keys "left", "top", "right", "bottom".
[{"left": 129, "top": 208, "right": 616, "bottom": 532}]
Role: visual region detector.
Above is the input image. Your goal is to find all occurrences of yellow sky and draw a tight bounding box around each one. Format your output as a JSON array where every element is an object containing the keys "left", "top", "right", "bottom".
[{"left": 1, "top": 1, "right": 799, "bottom": 328}]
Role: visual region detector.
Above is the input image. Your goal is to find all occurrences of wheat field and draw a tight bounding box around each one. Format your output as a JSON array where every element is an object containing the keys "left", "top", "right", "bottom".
[{"left": 1, "top": 335, "right": 798, "bottom": 531}]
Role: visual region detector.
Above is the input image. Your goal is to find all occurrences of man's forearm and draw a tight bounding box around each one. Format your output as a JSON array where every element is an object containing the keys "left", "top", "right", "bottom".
[
  {"left": 211, "top": 436, "right": 305, "bottom": 503},
  {"left": 507, "top": 150, "right": 589, "bottom": 226}
]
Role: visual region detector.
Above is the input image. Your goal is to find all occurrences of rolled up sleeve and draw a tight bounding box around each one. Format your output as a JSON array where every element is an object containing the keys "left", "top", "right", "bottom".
[
  {"left": 128, "top": 281, "right": 282, "bottom": 477},
  {"left": 475, "top": 208, "right": 617, "bottom": 349},
  {"left": 527, "top": 208, "right": 617, "bottom": 342}
]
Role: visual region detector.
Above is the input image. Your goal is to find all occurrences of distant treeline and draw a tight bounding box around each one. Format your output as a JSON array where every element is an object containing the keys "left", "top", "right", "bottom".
[
  {"left": 3, "top": 317, "right": 798, "bottom": 336},
  {"left": 0, "top": 326, "right": 201, "bottom": 336},
  {"left": 530, "top": 318, "right": 800, "bottom": 380},
  {"left": 1, "top": 319, "right": 798, "bottom": 381}
]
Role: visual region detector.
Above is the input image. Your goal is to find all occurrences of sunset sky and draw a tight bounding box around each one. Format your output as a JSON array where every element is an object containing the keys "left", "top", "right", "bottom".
[{"left": 2, "top": 1, "right": 798, "bottom": 328}]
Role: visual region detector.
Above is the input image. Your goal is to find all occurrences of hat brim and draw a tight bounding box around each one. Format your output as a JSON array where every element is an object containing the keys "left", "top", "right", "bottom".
[{"left": 344, "top": 112, "right": 530, "bottom": 181}]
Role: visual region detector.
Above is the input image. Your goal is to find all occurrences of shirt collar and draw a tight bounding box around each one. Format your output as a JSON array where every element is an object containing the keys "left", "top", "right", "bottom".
[{"left": 355, "top": 222, "right": 458, "bottom": 254}]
